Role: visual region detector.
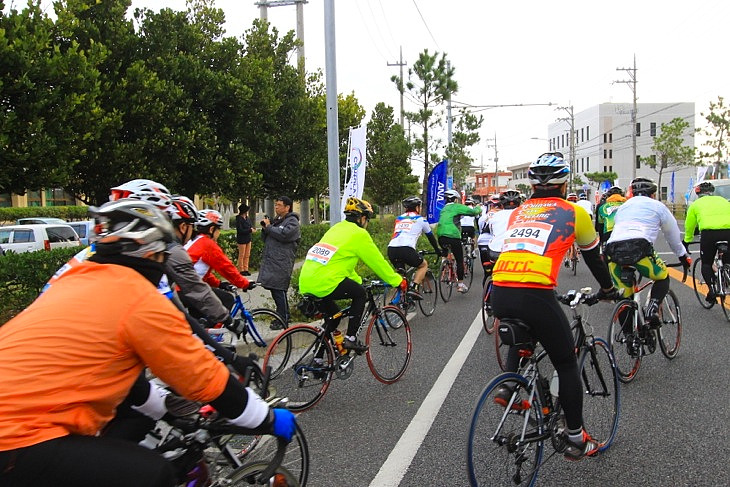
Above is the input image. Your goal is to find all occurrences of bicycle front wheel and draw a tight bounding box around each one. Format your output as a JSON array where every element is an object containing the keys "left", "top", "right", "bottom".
[
  {"left": 466, "top": 373, "right": 544, "bottom": 487},
  {"left": 579, "top": 337, "right": 620, "bottom": 452},
  {"left": 263, "top": 325, "right": 334, "bottom": 412},
  {"left": 481, "top": 278, "right": 496, "bottom": 334},
  {"left": 209, "top": 422, "right": 309, "bottom": 486},
  {"left": 719, "top": 265, "right": 730, "bottom": 322},
  {"left": 608, "top": 300, "right": 641, "bottom": 383},
  {"left": 418, "top": 270, "right": 438, "bottom": 316},
  {"left": 439, "top": 260, "right": 454, "bottom": 302},
  {"left": 692, "top": 257, "right": 714, "bottom": 309},
  {"left": 657, "top": 289, "right": 682, "bottom": 359},
  {"left": 494, "top": 321, "right": 508, "bottom": 372},
  {"left": 571, "top": 256, "right": 578, "bottom": 276},
  {"left": 366, "top": 305, "right": 412, "bottom": 384},
  {"left": 248, "top": 308, "right": 287, "bottom": 345}
]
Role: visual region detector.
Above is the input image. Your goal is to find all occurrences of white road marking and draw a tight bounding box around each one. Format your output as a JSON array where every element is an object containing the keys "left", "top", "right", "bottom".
[{"left": 369, "top": 312, "right": 483, "bottom": 487}]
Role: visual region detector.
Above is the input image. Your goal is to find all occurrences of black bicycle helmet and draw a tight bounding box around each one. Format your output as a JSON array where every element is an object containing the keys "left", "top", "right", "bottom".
[
  {"left": 402, "top": 196, "right": 422, "bottom": 210},
  {"left": 695, "top": 181, "right": 715, "bottom": 196},
  {"left": 499, "top": 190, "right": 521, "bottom": 209},
  {"left": 630, "top": 177, "right": 658, "bottom": 197},
  {"left": 605, "top": 186, "right": 625, "bottom": 197}
]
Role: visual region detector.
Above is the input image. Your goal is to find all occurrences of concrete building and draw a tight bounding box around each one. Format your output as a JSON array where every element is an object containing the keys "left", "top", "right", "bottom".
[{"left": 545, "top": 102, "right": 695, "bottom": 203}]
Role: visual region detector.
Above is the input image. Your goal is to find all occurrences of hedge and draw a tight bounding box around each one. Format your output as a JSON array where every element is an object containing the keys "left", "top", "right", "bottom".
[
  {"left": 0, "top": 217, "right": 413, "bottom": 325},
  {"left": 0, "top": 206, "right": 90, "bottom": 225}
]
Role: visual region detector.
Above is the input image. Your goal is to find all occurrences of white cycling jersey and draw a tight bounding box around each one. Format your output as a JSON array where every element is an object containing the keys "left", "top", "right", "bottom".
[
  {"left": 576, "top": 199, "right": 593, "bottom": 216},
  {"left": 606, "top": 195, "right": 687, "bottom": 258},
  {"left": 476, "top": 209, "right": 500, "bottom": 247},
  {"left": 487, "top": 208, "right": 516, "bottom": 253},
  {"left": 388, "top": 212, "right": 433, "bottom": 249}
]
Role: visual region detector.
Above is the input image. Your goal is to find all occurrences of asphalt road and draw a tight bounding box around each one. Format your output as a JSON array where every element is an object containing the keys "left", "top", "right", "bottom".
[{"left": 287, "top": 241, "right": 730, "bottom": 487}]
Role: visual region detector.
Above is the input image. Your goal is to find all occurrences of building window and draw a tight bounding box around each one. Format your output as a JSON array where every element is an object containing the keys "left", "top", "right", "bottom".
[
  {"left": 609, "top": 133, "right": 613, "bottom": 142},
  {"left": 636, "top": 155, "right": 641, "bottom": 169},
  {"left": 27, "top": 190, "right": 42, "bottom": 207},
  {"left": 604, "top": 165, "right": 607, "bottom": 172},
  {"left": 636, "top": 122, "right": 641, "bottom": 136},
  {"left": 45, "top": 188, "right": 74, "bottom": 206},
  {"left": 586, "top": 126, "right": 589, "bottom": 140},
  {"left": 586, "top": 157, "right": 589, "bottom": 171},
  {"left": 0, "top": 193, "right": 10, "bottom": 208},
  {"left": 609, "top": 166, "right": 613, "bottom": 172},
  {"left": 604, "top": 149, "right": 607, "bottom": 159},
  {"left": 609, "top": 149, "right": 613, "bottom": 159},
  {"left": 660, "top": 186, "right": 667, "bottom": 201},
  {"left": 581, "top": 128, "right": 584, "bottom": 142},
  {"left": 650, "top": 122, "right": 657, "bottom": 137},
  {"left": 603, "top": 133, "right": 607, "bottom": 143}
]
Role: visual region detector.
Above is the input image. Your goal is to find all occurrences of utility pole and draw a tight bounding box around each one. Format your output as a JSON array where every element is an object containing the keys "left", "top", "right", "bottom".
[
  {"left": 557, "top": 105, "right": 575, "bottom": 191},
  {"left": 485, "top": 135, "right": 499, "bottom": 194},
  {"left": 323, "top": 0, "right": 340, "bottom": 224},
  {"left": 615, "top": 55, "right": 638, "bottom": 180},
  {"left": 387, "top": 46, "right": 406, "bottom": 127}
]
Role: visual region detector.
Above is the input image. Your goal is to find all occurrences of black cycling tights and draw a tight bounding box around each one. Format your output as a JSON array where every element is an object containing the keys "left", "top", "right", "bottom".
[
  {"left": 319, "top": 277, "right": 366, "bottom": 337},
  {"left": 492, "top": 285, "right": 584, "bottom": 432},
  {"left": 438, "top": 236, "right": 465, "bottom": 279},
  {"left": 0, "top": 435, "right": 175, "bottom": 487}
]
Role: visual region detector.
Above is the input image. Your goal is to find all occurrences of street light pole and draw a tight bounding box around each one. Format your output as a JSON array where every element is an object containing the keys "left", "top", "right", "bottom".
[{"left": 557, "top": 105, "right": 575, "bottom": 192}]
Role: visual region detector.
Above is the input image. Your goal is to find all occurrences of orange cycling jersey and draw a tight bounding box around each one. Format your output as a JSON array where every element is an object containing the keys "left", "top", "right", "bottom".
[
  {"left": 0, "top": 261, "right": 229, "bottom": 451},
  {"left": 493, "top": 197, "right": 599, "bottom": 289}
]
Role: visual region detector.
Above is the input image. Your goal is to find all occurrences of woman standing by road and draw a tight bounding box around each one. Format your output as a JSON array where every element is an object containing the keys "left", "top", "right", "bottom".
[{"left": 235, "top": 203, "right": 255, "bottom": 275}]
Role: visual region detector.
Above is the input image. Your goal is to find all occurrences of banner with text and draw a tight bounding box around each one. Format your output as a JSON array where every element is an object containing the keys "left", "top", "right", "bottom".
[
  {"left": 427, "top": 160, "right": 448, "bottom": 224},
  {"left": 341, "top": 125, "right": 367, "bottom": 220}
]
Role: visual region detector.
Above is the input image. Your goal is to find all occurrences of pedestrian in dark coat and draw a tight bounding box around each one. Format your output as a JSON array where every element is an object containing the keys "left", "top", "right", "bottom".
[
  {"left": 235, "top": 203, "right": 255, "bottom": 275},
  {"left": 259, "top": 196, "right": 301, "bottom": 328}
]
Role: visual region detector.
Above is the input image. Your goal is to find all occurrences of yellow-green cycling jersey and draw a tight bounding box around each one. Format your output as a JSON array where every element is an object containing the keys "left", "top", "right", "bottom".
[
  {"left": 299, "top": 220, "right": 402, "bottom": 297},
  {"left": 684, "top": 194, "right": 730, "bottom": 242}
]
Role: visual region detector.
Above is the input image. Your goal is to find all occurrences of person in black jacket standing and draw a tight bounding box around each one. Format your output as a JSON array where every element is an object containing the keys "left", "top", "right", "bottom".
[
  {"left": 259, "top": 196, "right": 301, "bottom": 329},
  {"left": 235, "top": 203, "right": 255, "bottom": 275}
]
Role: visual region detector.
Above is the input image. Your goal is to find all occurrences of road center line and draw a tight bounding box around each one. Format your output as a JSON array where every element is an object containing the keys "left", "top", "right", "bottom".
[{"left": 369, "top": 312, "right": 483, "bottom": 487}]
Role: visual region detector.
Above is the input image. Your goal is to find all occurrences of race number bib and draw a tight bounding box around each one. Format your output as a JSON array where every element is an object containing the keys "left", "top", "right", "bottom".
[
  {"left": 394, "top": 219, "right": 414, "bottom": 233},
  {"left": 306, "top": 243, "right": 339, "bottom": 265},
  {"left": 502, "top": 222, "right": 553, "bottom": 255}
]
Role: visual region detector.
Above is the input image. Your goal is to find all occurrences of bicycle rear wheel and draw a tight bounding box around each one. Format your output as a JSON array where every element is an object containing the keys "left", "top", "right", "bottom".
[
  {"left": 263, "top": 325, "right": 334, "bottom": 412},
  {"left": 657, "top": 289, "right": 682, "bottom": 359},
  {"left": 482, "top": 278, "right": 496, "bottom": 334},
  {"left": 579, "top": 338, "right": 620, "bottom": 452},
  {"left": 719, "top": 265, "right": 730, "bottom": 322},
  {"left": 466, "top": 373, "right": 543, "bottom": 487},
  {"left": 439, "top": 260, "right": 454, "bottom": 302},
  {"left": 463, "top": 255, "right": 474, "bottom": 292},
  {"left": 692, "top": 257, "right": 714, "bottom": 309},
  {"left": 366, "top": 306, "right": 412, "bottom": 384},
  {"left": 571, "top": 256, "right": 578, "bottom": 276},
  {"left": 495, "top": 321, "right": 508, "bottom": 372},
  {"left": 222, "top": 462, "right": 299, "bottom": 486},
  {"left": 608, "top": 300, "right": 641, "bottom": 383},
  {"left": 418, "top": 270, "right": 438, "bottom": 316}
]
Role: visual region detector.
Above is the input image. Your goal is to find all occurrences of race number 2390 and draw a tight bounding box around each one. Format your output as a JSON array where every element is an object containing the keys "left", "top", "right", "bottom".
[{"left": 502, "top": 222, "right": 553, "bottom": 255}]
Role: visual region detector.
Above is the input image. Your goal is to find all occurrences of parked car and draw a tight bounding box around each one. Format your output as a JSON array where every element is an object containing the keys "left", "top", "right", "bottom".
[
  {"left": 16, "top": 217, "right": 67, "bottom": 225},
  {"left": 688, "top": 178, "right": 730, "bottom": 202},
  {"left": 67, "top": 220, "right": 95, "bottom": 247},
  {"left": 0, "top": 224, "right": 81, "bottom": 254}
]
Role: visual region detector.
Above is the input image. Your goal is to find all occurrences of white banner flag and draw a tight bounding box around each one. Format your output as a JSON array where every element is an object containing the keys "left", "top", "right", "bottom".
[
  {"left": 696, "top": 165, "right": 709, "bottom": 183},
  {"left": 341, "top": 125, "right": 367, "bottom": 219}
]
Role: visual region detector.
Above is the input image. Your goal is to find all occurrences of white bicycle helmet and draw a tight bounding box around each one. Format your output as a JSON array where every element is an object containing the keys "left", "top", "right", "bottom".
[
  {"left": 169, "top": 195, "right": 198, "bottom": 223},
  {"left": 444, "top": 189, "right": 461, "bottom": 202},
  {"left": 528, "top": 152, "right": 570, "bottom": 187},
  {"left": 197, "top": 208, "right": 224, "bottom": 229},
  {"left": 110, "top": 179, "right": 173, "bottom": 211}
]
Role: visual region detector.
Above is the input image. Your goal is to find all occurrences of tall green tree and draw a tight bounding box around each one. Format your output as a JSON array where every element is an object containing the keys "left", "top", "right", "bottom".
[
  {"left": 392, "top": 49, "right": 457, "bottom": 201},
  {"left": 640, "top": 117, "right": 696, "bottom": 200},
  {"left": 697, "top": 96, "right": 730, "bottom": 178},
  {"left": 0, "top": 1, "right": 106, "bottom": 196},
  {"left": 446, "top": 108, "right": 483, "bottom": 188},
  {"left": 365, "top": 103, "right": 415, "bottom": 219}
]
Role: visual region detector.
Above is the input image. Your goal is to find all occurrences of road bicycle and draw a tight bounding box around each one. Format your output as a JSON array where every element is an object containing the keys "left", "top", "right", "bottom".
[
  {"left": 691, "top": 240, "right": 730, "bottom": 322},
  {"left": 607, "top": 263, "right": 684, "bottom": 383},
  {"left": 439, "top": 244, "right": 473, "bottom": 301},
  {"left": 263, "top": 281, "right": 412, "bottom": 412},
  {"left": 145, "top": 356, "right": 309, "bottom": 486},
  {"left": 467, "top": 288, "right": 620, "bottom": 487},
  {"left": 388, "top": 250, "right": 439, "bottom": 317},
  {"left": 207, "top": 285, "right": 286, "bottom": 350}
]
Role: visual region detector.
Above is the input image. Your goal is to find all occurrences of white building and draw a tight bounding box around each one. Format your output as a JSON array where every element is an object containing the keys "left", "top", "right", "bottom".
[{"left": 546, "top": 102, "right": 695, "bottom": 203}]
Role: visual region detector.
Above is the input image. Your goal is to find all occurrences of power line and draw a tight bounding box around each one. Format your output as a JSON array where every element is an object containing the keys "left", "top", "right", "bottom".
[
  {"left": 365, "top": 0, "right": 395, "bottom": 59},
  {"left": 410, "top": 0, "right": 441, "bottom": 51},
  {"left": 353, "top": 0, "right": 390, "bottom": 63}
]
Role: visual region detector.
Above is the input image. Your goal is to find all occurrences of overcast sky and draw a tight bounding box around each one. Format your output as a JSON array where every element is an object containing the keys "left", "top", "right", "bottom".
[{"left": 127, "top": 1, "right": 728, "bottom": 177}]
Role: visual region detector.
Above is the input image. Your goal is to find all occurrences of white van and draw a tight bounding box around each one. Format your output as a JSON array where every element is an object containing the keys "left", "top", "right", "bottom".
[
  {"left": 0, "top": 224, "right": 81, "bottom": 254},
  {"left": 689, "top": 179, "right": 730, "bottom": 202}
]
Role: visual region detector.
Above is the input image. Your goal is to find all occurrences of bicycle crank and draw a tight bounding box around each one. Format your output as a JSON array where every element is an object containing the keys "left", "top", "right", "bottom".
[{"left": 334, "top": 355, "right": 355, "bottom": 379}]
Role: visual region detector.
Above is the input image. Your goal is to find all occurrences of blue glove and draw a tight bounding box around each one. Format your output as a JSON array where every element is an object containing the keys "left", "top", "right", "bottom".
[{"left": 271, "top": 408, "right": 296, "bottom": 442}]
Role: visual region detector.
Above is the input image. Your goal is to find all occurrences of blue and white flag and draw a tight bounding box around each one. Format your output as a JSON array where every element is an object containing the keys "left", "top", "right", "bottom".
[
  {"left": 669, "top": 171, "right": 675, "bottom": 204},
  {"left": 427, "top": 160, "right": 448, "bottom": 224},
  {"left": 684, "top": 176, "right": 694, "bottom": 204},
  {"left": 340, "top": 125, "right": 367, "bottom": 220}
]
